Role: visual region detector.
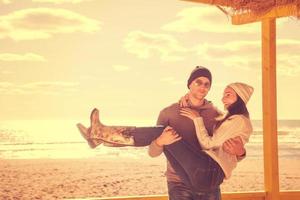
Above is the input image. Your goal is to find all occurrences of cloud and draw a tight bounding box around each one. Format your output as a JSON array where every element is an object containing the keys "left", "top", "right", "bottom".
[
  {"left": 195, "top": 40, "right": 260, "bottom": 70},
  {"left": 0, "top": 8, "right": 101, "bottom": 40},
  {"left": 162, "top": 6, "right": 260, "bottom": 33},
  {"left": 1, "top": 70, "right": 13, "bottom": 75},
  {"left": 0, "top": 81, "right": 79, "bottom": 95},
  {"left": 194, "top": 39, "right": 300, "bottom": 76},
  {"left": 112, "top": 65, "right": 130, "bottom": 72},
  {"left": 0, "top": 82, "right": 17, "bottom": 94},
  {"left": 32, "top": 0, "right": 90, "bottom": 3},
  {"left": 160, "top": 77, "right": 184, "bottom": 85},
  {"left": 1, "top": 0, "right": 91, "bottom": 4},
  {"left": 0, "top": 82, "right": 13, "bottom": 88},
  {"left": 0, "top": 53, "right": 46, "bottom": 62},
  {"left": 1, "top": 0, "right": 11, "bottom": 4},
  {"left": 160, "top": 77, "right": 175, "bottom": 82},
  {"left": 276, "top": 39, "right": 300, "bottom": 76},
  {"left": 22, "top": 81, "right": 79, "bottom": 88},
  {"left": 124, "top": 31, "right": 188, "bottom": 61}
]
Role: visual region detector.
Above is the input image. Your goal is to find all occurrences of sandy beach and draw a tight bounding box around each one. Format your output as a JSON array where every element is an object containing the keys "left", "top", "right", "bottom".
[{"left": 1, "top": 157, "right": 299, "bottom": 200}]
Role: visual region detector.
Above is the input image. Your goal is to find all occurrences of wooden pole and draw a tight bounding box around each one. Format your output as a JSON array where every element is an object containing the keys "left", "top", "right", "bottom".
[{"left": 261, "top": 18, "right": 280, "bottom": 200}]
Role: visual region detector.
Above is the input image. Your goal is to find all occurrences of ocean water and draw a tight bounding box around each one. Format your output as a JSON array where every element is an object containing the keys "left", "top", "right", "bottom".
[
  {"left": 0, "top": 119, "right": 155, "bottom": 159},
  {"left": 0, "top": 119, "right": 299, "bottom": 160}
]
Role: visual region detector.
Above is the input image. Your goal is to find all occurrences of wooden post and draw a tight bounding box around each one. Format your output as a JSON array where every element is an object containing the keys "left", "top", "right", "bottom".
[{"left": 261, "top": 18, "right": 280, "bottom": 200}]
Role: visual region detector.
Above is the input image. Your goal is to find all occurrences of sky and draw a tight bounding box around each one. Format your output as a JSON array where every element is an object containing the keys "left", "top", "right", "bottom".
[{"left": 0, "top": 0, "right": 300, "bottom": 122}]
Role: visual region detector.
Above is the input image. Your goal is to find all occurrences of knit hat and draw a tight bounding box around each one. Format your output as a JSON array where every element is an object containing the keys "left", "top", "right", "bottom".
[
  {"left": 187, "top": 66, "right": 212, "bottom": 88},
  {"left": 228, "top": 82, "right": 254, "bottom": 104}
]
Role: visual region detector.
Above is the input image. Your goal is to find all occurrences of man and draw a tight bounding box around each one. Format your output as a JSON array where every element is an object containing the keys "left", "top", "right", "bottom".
[{"left": 148, "top": 66, "right": 245, "bottom": 200}]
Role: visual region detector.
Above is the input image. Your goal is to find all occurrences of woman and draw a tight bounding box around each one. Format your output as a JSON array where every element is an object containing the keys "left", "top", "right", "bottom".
[{"left": 77, "top": 82, "right": 253, "bottom": 194}]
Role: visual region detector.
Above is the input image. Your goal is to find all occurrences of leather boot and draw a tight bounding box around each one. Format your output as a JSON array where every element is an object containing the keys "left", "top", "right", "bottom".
[
  {"left": 76, "top": 123, "right": 102, "bottom": 148},
  {"left": 88, "top": 108, "right": 135, "bottom": 146}
]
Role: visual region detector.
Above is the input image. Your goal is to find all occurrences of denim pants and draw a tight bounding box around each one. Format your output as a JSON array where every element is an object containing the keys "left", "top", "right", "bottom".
[
  {"left": 164, "top": 140, "right": 225, "bottom": 192},
  {"left": 132, "top": 127, "right": 225, "bottom": 194},
  {"left": 133, "top": 126, "right": 165, "bottom": 146},
  {"left": 168, "top": 181, "right": 221, "bottom": 200}
]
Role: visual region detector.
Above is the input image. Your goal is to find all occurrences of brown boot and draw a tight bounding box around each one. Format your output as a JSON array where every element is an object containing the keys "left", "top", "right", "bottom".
[
  {"left": 88, "top": 108, "right": 135, "bottom": 146},
  {"left": 76, "top": 123, "right": 102, "bottom": 149}
]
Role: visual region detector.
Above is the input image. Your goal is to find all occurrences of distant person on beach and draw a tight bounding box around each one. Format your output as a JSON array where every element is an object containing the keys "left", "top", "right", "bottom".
[{"left": 77, "top": 67, "right": 251, "bottom": 200}]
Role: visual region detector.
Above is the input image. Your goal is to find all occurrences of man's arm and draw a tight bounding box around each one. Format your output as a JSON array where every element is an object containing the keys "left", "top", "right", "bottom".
[
  {"left": 148, "top": 140, "right": 164, "bottom": 157},
  {"left": 148, "top": 109, "right": 168, "bottom": 157},
  {"left": 148, "top": 126, "right": 182, "bottom": 157},
  {"left": 223, "top": 137, "right": 246, "bottom": 161}
]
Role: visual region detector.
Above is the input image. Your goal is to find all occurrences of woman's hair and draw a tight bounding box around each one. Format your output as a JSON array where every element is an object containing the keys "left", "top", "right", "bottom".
[{"left": 215, "top": 95, "right": 249, "bottom": 129}]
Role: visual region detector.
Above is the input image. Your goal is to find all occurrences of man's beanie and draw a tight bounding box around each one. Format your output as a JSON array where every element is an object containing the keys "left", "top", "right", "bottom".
[
  {"left": 228, "top": 82, "right": 254, "bottom": 104},
  {"left": 187, "top": 66, "right": 212, "bottom": 88}
]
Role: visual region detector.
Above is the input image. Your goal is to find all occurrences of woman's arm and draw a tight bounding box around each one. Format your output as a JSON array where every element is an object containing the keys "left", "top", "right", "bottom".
[
  {"left": 193, "top": 117, "right": 230, "bottom": 149},
  {"left": 180, "top": 108, "right": 251, "bottom": 150}
]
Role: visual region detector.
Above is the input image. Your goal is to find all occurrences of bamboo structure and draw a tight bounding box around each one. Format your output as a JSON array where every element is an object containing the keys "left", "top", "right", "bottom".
[
  {"left": 261, "top": 18, "right": 279, "bottom": 200},
  {"left": 99, "top": 1, "right": 300, "bottom": 199},
  {"left": 96, "top": 190, "right": 300, "bottom": 200}
]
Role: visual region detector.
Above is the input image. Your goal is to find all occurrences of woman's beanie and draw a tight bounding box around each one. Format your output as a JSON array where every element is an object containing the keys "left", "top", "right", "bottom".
[
  {"left": 187, "top": 66, "right": 212, "bottom": 88},
  {"left": 228, "top": 82, "right": 254, "bottom": 104}
]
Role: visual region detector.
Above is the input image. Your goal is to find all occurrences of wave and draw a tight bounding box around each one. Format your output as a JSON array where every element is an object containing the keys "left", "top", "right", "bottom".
[
  {"left": 252, "top": 130, "right": 291, "bottom": 135},
  {"left": 0, "top": 141, "right": 84, "bottom": 146}
]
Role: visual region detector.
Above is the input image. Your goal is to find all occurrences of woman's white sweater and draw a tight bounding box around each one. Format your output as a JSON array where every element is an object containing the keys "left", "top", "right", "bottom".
[{"left": 193, "top": 114, "right": 253, "bottom": 179}]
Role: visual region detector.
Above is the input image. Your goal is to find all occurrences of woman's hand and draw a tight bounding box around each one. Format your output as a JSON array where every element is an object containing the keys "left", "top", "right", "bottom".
[
  {"left": 179, "top": 93, "right": 189, "bottom": 108},
  {"left": 155, "top": 126, "right": 182, "bottom": 147},
  {"left": 180, "top": 108, "right": 200, "bottom": 120}
]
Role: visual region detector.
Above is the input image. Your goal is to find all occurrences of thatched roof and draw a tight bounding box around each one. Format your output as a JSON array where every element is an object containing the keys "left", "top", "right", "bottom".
[
  {"left": 185, "top": 0, "right": 300, "bottom": 18},
  {"left": 229, "top": 0, "right": 300, "bottom": 16}
]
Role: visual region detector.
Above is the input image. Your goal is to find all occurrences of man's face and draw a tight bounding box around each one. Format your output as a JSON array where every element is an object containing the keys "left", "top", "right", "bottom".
[{"left": 189, "top": 77, "right": 211, "bottom": 100}]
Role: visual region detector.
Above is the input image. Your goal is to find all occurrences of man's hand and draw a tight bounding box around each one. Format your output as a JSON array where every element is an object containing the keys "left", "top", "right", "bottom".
[
  {"left": 222, "top": 136, "right": 245, "bottom": 156},
  {"left": 155, "top": 126, "right": 182, "bottom": 147}
]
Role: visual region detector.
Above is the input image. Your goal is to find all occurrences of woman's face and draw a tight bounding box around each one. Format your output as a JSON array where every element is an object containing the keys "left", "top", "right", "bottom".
[{"left": 222, "top": 87, "right": 238, "bottom": 109}]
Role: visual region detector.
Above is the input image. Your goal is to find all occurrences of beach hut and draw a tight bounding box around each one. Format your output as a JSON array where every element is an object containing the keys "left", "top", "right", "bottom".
[{"left": 99, "top": 1, "right": 300, "bottom": 200}]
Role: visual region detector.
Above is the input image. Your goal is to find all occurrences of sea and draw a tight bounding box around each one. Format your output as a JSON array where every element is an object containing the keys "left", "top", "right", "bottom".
[{"left": 0, "top": 119, "right": 299, "bottom": 160}]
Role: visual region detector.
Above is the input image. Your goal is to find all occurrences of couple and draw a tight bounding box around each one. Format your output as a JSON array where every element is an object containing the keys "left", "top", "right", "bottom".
[{"left": 77, "top": 66, "right": 254, "bottom": 200}]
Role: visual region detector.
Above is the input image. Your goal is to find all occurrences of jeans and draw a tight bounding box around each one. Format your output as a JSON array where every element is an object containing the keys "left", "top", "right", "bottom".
[
  {"left": 132, "top": 127, "right": 225, "bottom": 192},
  {"left": 168, "top": 181, "right": 221, "bottom": 200},
  {"left": 164, "top": 140, "right": 225, "bottom": 192},
  {"left": 133, "top": 126, "right": 165, "bottom": 146}
]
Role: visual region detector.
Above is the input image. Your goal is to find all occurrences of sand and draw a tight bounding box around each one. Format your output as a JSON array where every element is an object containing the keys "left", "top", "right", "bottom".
[{"left": 0, "top": 157, "right": 299, "bottom": 199}]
